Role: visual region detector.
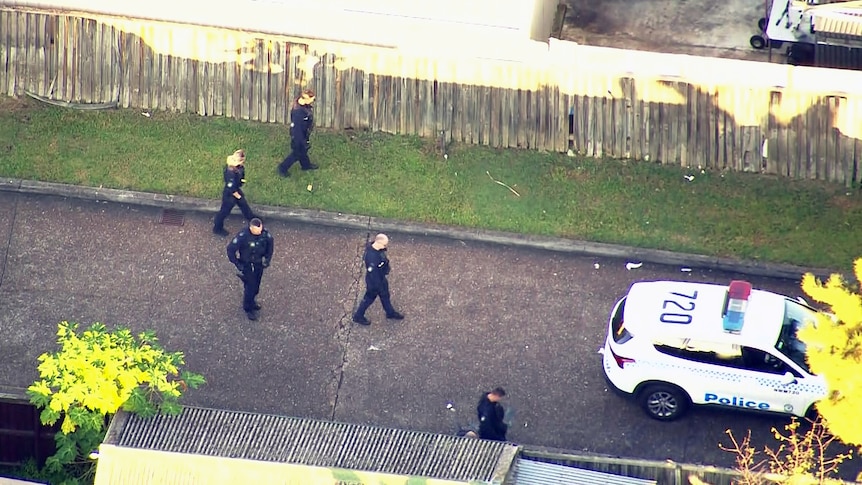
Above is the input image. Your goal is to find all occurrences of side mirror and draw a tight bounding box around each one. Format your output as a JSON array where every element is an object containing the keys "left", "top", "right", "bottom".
[{"left": 781, "top": 371, "right": 797, "bottom": 386}]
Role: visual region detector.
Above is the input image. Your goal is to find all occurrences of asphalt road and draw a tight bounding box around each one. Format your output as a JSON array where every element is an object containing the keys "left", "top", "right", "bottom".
[{"left": 0, "top": 187, "right": 855, "bottom": 477}]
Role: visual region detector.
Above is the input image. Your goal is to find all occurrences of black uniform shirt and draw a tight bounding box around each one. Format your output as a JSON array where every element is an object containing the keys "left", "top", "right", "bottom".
[
  {"left": 477, "top": 394, "right": 508, "bottom": 441},
  {"left": 223, "top": 165, "right": 245, "bottom": 195},
  {"left": 363, "top": 242, "right": 390, "bottom": 289},
  {"left": 289, "top": 104, "right": 314, "bottom": 143},
  {"left": 227, "top": 229, "right": 273, "bottom": 266}
]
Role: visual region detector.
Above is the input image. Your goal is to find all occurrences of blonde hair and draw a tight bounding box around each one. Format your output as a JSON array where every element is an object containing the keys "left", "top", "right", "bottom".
[
  {"left": 226, "top": 149, "right": 246, "bottom": 166},
  {"left": 298, "top": 90, "right": 316, "bottom": 105}
]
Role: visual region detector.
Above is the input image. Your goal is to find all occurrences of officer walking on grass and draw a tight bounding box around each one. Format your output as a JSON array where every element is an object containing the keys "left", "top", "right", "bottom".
[
  {"left": 352, "top": 233, "right": 404, "bottom": 325},
  {"left": 227, "top": 218, "right": 273, "bottom": 321},
  {"left": 213, "top": 149, "right": 256, "bottom": 237},
  {"left": 277, "top": 90, "right": 319, "bottom": 176}
]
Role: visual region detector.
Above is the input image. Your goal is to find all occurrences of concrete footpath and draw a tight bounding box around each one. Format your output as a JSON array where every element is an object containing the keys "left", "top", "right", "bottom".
[{"left": 0, "top": 178, "right": 844, "bottom": 473}]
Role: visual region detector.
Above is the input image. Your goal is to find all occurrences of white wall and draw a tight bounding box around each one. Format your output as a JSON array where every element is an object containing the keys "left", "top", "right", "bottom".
[
  {"left": 1, "top": 0, "right": 555, "bottom": 46},
  {"left": 529, "top": 0, "right": 560, "bottom": 40}
]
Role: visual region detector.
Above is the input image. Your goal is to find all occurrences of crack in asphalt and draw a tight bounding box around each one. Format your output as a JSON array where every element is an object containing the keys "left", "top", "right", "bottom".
[
  {"left": 329, "top": 220, "right": 371, "bottom": 421},
  {"left": 0, "top": 191, "right": 20, "bottom": 290}
]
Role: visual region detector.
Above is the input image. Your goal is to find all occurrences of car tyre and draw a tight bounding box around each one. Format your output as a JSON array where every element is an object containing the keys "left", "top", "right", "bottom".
[
  {"left": 758, "top": 17, "right": 768, "bottom": 32},
  {"left": 750, "top": 35, "right": 767, "bottom": 49},
  {"left": 638, "top": 384, "right": 689, "bottom": 421}
]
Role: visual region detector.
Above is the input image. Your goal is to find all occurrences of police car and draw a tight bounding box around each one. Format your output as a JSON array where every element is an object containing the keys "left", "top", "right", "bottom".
[{"left": 600, "top": 279, "right": 827, "bottom": 421}]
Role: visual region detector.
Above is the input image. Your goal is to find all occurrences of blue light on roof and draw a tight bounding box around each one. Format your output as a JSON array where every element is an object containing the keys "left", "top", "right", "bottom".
[
  {"left": 723, "top": 280, "right": 752, "bottom": 334},
  {"left": 723, "top": 309, "right": 745, "bottom": 334}
]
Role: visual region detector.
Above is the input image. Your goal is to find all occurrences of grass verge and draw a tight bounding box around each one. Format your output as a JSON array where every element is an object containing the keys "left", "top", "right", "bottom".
[{"left": 1, "top": 96, "right": 860, "bottom": 269}]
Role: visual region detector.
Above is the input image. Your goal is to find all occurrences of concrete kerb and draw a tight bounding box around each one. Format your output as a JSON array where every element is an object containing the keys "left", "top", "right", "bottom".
[
  {"left": 0, "top": 178, "right": 835, "bottom": 281},
  {"left": 0, "top": 385, "right": 28, "bottom": 402}
]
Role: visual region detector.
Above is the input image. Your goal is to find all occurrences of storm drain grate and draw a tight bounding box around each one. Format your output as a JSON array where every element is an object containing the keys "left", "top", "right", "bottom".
[{"left": 158, "top": 209, "right": 185, "bottom": 226}]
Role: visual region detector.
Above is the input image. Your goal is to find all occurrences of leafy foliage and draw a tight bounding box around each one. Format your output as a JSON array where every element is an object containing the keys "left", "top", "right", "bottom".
[
  {"left": 26, "top": 321, "right": 205, "bottom": 480},
  {"left": 800, "top": 259, "right": 862, "bottom": 446},
  {"left": 720, "top": 418, "right": 852, "bottom": 484}
]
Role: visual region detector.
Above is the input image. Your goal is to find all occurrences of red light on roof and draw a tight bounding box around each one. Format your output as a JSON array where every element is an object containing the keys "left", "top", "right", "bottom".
[{"left": 728, "top": 280, "right": 752, "bottom": 300}]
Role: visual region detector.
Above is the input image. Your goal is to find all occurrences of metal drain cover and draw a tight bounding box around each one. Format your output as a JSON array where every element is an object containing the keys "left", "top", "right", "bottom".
[{"left": 158, "top": 209, "right": 185, "bottom": 226}]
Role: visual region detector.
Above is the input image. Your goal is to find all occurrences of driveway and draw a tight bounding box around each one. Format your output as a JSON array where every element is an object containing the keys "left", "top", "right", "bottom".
[
  {"left": 559, "top": 0, "right": 772, "bottom": 61},
  {"left": 0, "top": 189, "right": 857, "bottom": 479}
]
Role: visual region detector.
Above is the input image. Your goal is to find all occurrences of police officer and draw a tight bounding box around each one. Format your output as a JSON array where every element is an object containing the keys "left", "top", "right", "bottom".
[
  {"left": 352, "top": 233, "right": 404, "bottom": 326},
  {"left": 277, "top": 90, "right": 319, "bottom": 176},
  {"left": 213, "top": 149, "right": 256, "bottom": 237},
  {"left": 226, "top": 218, "right": 273, "bottom": 321},
  {"left": 476, "top": 387, "right": 508, "bottom": 441}
]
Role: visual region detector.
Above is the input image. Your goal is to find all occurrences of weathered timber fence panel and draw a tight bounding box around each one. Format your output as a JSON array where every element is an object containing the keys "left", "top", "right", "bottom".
[
  {"left": 1, "top": 8, "right": 861, "bottom": 187},
  {"left": 0, "top": 390, "right": 59, "bottom": 467}
]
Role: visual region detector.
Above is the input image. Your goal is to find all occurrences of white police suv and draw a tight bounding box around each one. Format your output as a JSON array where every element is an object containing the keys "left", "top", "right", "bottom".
[{"left": 600, "top": 279, "right": 827, "bottom": 421}]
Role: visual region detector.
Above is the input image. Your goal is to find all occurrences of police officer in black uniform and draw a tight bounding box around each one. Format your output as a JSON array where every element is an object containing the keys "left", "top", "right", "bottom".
[
  {"left": 277, "top": 90, "right": 319, "bottom": 176},
  {"left": 226, "top": 218, "right": 273, "bottom": 321},
  {"left": 477, "top": 387, "right": 508, "bottom": 441},
  {"left": 213, "top": 149, "right": 256, "bottom": 237},
  {"left": 352, "top": 233, "right": 404, "bottom": 326}
]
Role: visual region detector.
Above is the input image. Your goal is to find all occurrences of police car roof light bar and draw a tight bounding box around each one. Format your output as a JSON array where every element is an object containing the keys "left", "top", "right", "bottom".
[{"left": 722, "top": 280, "right": 752, "bottom": 334}]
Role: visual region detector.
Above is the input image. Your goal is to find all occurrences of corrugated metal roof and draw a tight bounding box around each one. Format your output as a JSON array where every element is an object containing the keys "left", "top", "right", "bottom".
[
  {"left": 510, "top": 458, "right": 657, "bottom": 485},
  {"left": 815, "top": 10, "right": 862, "bottom": 38},
  {"left": 103, "top": 407, "right": 516, "bottom": 482}
]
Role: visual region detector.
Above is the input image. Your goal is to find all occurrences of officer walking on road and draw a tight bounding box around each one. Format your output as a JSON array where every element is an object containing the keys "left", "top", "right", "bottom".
[
  {"left": 226, "top": 218, "right": 273, "bottom": 321},
  {"left": 352, "top": 233, "right": 404, "bottom": 325},
  {"left": 477, "top": 387, "right": 508, "bottom": 441},
  {"left": 277, "top": 90, "right": 319, "bottom": 176},
  {"left": 213, "top": 149, "right": 256, "bottom": 237}
]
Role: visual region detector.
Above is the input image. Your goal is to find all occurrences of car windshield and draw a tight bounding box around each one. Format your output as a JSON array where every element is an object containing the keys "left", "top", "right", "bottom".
[{"left": 776, "top": 299, "right": 818, "bottom": 374}]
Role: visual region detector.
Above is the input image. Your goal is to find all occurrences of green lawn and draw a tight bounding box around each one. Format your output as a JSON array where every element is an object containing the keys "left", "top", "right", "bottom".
[{"left": 2, "top": 96, "right": 860, "bottom": 269}]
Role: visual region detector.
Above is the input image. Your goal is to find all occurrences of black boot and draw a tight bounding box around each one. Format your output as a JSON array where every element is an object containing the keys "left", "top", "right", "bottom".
[{"left": 352, "top": 314, "right": 371, "bottom": 325}]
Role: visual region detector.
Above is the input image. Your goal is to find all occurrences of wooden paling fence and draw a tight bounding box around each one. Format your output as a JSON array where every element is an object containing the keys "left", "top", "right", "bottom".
[
  {"left": 2, "top": 8, "right": 862, "bottom": 186},
  {"left": 0, "top": 389, "right": 58, "bottom": 467}
]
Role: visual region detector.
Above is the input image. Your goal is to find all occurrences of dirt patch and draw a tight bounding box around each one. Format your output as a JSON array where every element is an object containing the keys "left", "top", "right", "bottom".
[
  {"left": 829, "top": 193, "right": 862, "bottom": 212},
  {"left": 559, "top": 0, "right": 773, "bottom": 61},
  {"left": 0, "top": 96, "right": 36, "bottom": 114}
]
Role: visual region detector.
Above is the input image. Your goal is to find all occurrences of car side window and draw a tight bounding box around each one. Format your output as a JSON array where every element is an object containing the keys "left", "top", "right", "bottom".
[
  {"left": 654, "top": 344, "right": 804, "bottom": 378},
  {"left": 740, "top": 347, "right": 799, "bottom": 376},
  {"left": 654, "top": 344, "right": 743, "bottom": 368}
]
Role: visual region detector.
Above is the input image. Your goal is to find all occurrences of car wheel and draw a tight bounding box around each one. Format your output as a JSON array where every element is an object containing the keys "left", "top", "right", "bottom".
[
  {"left": 638, "top": 384, "right": 689, "bottom": 421},
  {"left": 758, "top": 17, "right": 768, "bottom": 32},
  {"left": 750, "top": 35, "right": 766, "bottom": 49}
]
